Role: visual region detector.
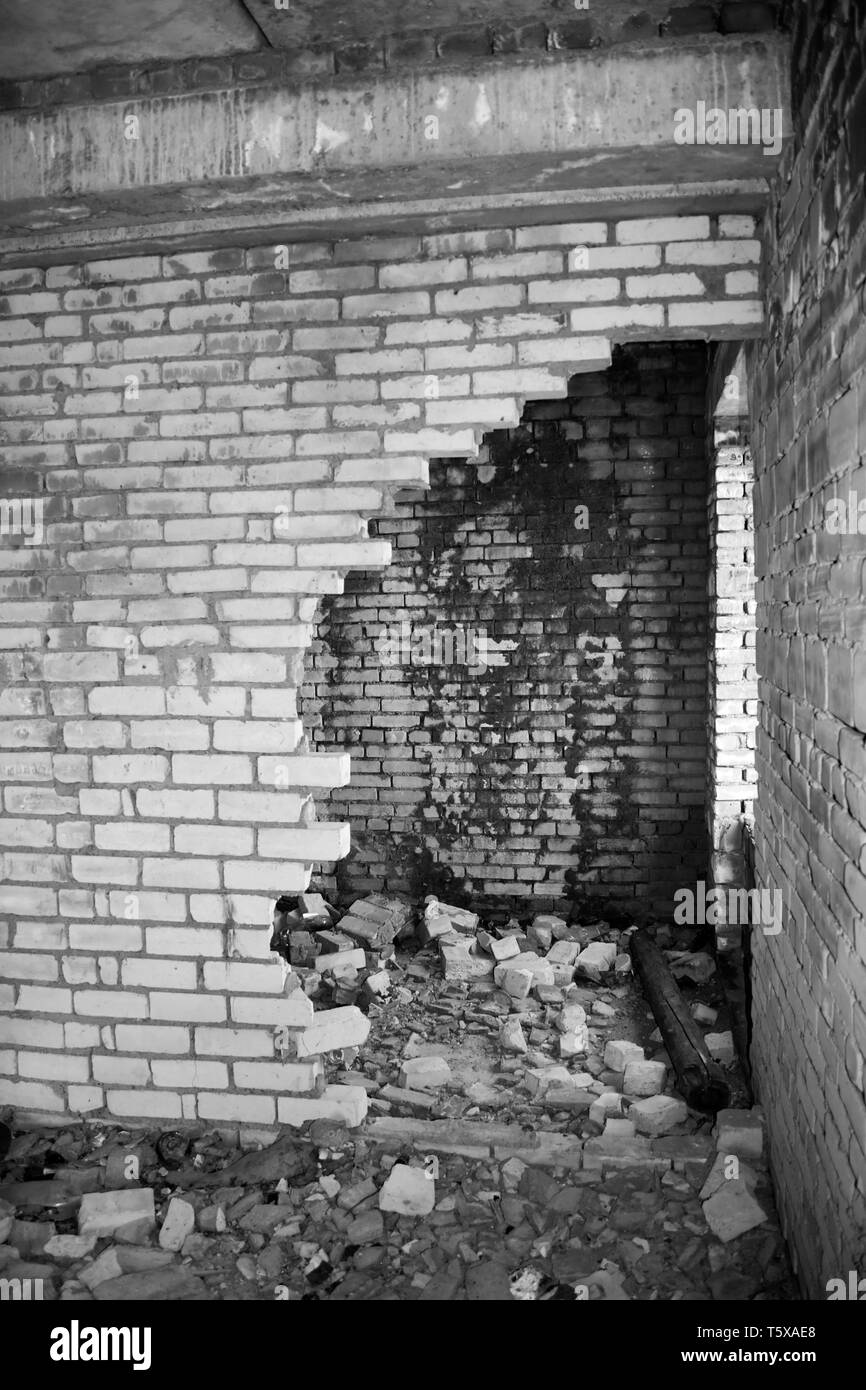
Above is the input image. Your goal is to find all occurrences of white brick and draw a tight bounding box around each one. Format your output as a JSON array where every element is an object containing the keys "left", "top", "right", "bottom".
[
  {"left": 231, "top": 994, "right": 315, "bottom": 1027},
  {"left": 172, "top": 754, "right": 252, "bottom": 785},
  {"left": 719, "top": 215, "right": 756, "bottom": 237},
  {"left": 93, "top": 1054, "right": 151, "bottom": 1085},
  {"left": 174, "top": 824, "right": 254, "bottom": 856},
  {"left": 92, "top": 754, "right": 169, "bottom": 784},
  {"left": 69, "top": 923, "right": 142, "bottom": 951},
  {"left": 665, "top": 239, "right": 760, "bottom": 265},
  {"left": 198, "top": 1093, "right": 275, "bottom": 1123},
  {"left": 582, "top": 244, "right": 661, "bottom": 270},
  {"left": 106, "top": 1090, "right": 183, "bottom": 1119},
  {"left": 516, "top": 336, "right": 611, "bottom": 368},
  {"left": 79, "top": 789, "right": 122, "bottom": 815},
  {"left": 151, "top": 1060, "right": 228, "bottom": 1088},
  {"left": 233, "top": 1059, "right": 323, "bottom": 1091},
  {"left": 294, "top": 1005, "right": 371, "bottom": 1058},
  {"left": 130, "top": 721, "right": 209, "bottom": 751},
  {"left": 136, "top": 789, "right": 215, "bottom": 818},
  {"left": 616, "top": 216, "right": 710, "bottom": 243},
  {"left": 277, "top": 1085, "right": 367, "bottom": 1128},
  {"left": 122, "top": 959, "right": 197, "bottom": 990},
  {"left": 144, "top": 927, "right": 223, "bottom": 956},
  {"left": 258, "top": 753, "right": 350, "bottom": 789},
  {"left": 294, "top": 540, "right": 392, "bottom": 568},
  {"left": 150, "top": 992, "right": 226, "bottom": 1021},
  {"left": 217, "top": 790, "right": 306, "bottom": 823},
  {"left": 527, "top": 278, "right": 620, "bottom": 305},
  {"left": 88, "top": 688, "right": 166, "bottom": 716},
  {"left": 195, "top": 1026, "right": 276, "bottom": 1056},
  {"left": 0, "top": 1017, "right": 64, "bottom": 1048},
  {"left": 18, "top": 1051, "right": 90, "bottom": 1082},
  {"left": 13, "top": 922, "right": 66, "bottom": 949},
  {"left": 626, "top": 273, "right": 705, "bottom": 298},
  {"left": 334, "top": 456, "right": 428, "bottom": 486},
  {"left": 142, "top": 858, "right": 220, "bottom": 889},
  {"left": 569, "top": 305, "right": 664, "bottom": 331},
  {"left": 71, "top": 856, "right": 138, "bottom": 885},
  {"left": 203, "top": 961, "right": 284, "bottom": 994},
  {"left": 66, "top": 1023, "right": 100, "bottom": 1047},
  {"left": 668, "top": 301, "right": 762, "bottom": 327},
  {"left": 107, "top": 889, "right": 186, "bottom": 921},
  {"left": 2, "top": 952, "right": 59, "bottom": 981},
  {"left": 426, "top": 398, "right": 520, "bottom": 427},
  {"left": 69, "top": 1085, "right": 104, "bottom": 1112},
  {"left": 63, "top": 721, "right": 126, "bottom": 749},
  {"left": 165, "top": 688, "right": 245, "bottom": 717},
  {"left": 0, "top": 886, "right": 57, "bottom": 915},
  {"left": 63, "top": 957, "right": 97, "bottom": 985},
  {"left": 472, "top": 250, "right": 563, "bottom": 279},
  {"left": 0, "top": 1078, "right": 65, "bottom": 1112},
  {"left": 213, "top": 720, "right": 300, "bottom": 753},
  {"left": 95, "top": 823, "right": 170, "bottom": 853},
  {"left": 73, "top": 989, "right": 146, "bottom": 1018},
  {"left": 114, "top": 1024, "right": 189, "bottom": 1053},
  {"left": 514, "top": 223, "right": 609, "bottom": 247},
  {"left": 191, "top": 893, "right": 232, "bottom": 922},
  {"left": 41, "top": 652, "right": 118, "bottom": 682},
  {"left": 725, "top": 270, "right": 760, "bottom": 295},
  {"left": 258, "top": 823, "right": 351, "bottom": 860}
]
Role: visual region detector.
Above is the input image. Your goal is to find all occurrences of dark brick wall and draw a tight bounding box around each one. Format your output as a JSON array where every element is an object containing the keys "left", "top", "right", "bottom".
[
  {"left": 0, "top": 2, "right": 781, "bottom": 108},
  {"left": 303, "top": 341, "right": 710, "bottom": 918},
  {"left": 749, "top": 0, "right": 866, "bottom": 1296}
]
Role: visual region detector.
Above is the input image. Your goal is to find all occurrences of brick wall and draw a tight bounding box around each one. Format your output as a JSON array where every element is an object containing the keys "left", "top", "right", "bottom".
[
  {"left": 704, "top": 344, "right": 758, "bottom": 940},
  {"left": 0, "top": 213, "right": 762, "bottom": 1124},
  {"left": 749, "top": 0, "right": 866, "bottom": 1295},
  {"left": 303, "top": 342, "right": 710, "bottom": 918}
]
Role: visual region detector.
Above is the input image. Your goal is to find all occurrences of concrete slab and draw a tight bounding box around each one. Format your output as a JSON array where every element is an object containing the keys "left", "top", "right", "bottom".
[{"left": 0, "top": 37, "right": 790, "bottom": 262}]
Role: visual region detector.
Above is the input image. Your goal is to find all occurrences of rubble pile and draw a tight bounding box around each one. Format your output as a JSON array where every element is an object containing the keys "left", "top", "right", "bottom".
[
  {"left": 0, "top": 1104, "right": 792, "bottom": 1302},
  {"left": 271, "top": 891, "right": 410, "bottom": 1009},
  {"left": 0, "top": 893, "right": 796, "bottom": 1300}
]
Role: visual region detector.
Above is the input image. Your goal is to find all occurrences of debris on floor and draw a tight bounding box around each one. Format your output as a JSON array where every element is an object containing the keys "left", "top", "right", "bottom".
[{"left": 0, "top": 895, "right": 798, "bottom": 1300}]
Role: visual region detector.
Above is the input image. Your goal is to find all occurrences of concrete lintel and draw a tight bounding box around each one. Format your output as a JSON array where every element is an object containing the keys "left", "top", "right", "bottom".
[
  {"left": 0, "top": 36, "right": 790, "bottom": 259},
  {"left": 0, "top": 179, "right": 770, "bottom": 267}
]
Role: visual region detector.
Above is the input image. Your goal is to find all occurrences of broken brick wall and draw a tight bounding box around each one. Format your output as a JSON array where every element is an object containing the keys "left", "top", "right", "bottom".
[
  {"left": 0, "top": 215, "right": 762, "bottom": 1125},
  {"left": 749, "top": 0, "right": 866, "bottom": 1297},
  {"left": 303, "top": 342, "right": 710, "bottom": 918}
]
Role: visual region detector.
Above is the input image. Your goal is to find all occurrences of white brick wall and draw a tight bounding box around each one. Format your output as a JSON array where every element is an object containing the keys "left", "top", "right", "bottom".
[{"left": 0, "top": 213, "right": 762, "bottom": 1122}]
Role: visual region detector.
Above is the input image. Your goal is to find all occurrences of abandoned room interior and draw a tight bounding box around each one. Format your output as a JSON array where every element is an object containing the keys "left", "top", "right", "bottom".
[{"left": 0, "top": 0, "right": 864, "bottom": 1322}]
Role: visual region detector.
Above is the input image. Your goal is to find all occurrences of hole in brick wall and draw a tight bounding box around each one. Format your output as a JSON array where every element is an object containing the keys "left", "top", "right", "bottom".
[{"left": 300, "top": 340, "right": 757, "bottom": 925}]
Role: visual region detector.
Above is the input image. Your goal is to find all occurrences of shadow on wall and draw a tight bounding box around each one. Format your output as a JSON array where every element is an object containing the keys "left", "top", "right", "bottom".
[{"left": 301, "top": 341, "right": 711, "bottom": 919}]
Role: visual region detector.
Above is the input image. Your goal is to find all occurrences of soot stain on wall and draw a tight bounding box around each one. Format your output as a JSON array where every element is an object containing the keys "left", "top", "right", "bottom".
[{"left": 302, "top": 342, "right": 709, "bottom": 915}]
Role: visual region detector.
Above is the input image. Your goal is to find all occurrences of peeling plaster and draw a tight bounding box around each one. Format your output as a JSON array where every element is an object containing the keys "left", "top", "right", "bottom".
[
  {"left": 472, "top": 84, "right": 493, "bottom": 132},
  {"left": 313, "top": 118, "right": 350, "bottom": 156}
]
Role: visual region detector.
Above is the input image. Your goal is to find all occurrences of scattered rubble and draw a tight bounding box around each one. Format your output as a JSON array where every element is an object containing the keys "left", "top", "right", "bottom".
[{"left": 0, "top": 894, "right": 796, "bottom": 1300}]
